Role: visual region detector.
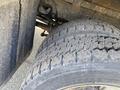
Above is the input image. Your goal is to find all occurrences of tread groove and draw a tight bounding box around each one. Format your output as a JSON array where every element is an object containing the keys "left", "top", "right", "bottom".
[{"left": 22, "top": 19, "right": 120, "bottom": 90}]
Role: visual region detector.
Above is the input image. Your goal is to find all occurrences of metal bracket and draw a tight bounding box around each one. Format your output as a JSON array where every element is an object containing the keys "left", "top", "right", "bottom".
[{"left": 36, "top": 3, "right": 68, "bottom": 32}]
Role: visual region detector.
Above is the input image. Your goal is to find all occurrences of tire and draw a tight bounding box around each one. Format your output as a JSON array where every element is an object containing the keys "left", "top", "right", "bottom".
[
  {"left": 21, "top": 18, "right": 120, "bottom": 90},
  {"left": 0, "top": 0, "right": 39, "bottom": 86}
]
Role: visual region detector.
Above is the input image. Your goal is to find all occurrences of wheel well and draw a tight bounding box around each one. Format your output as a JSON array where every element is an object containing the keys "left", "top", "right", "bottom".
[{"left": 36, "top": 0, "right": 120, "bottom": 30}]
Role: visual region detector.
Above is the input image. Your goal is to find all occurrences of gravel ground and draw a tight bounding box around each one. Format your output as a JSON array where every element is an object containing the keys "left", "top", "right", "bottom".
[{"left": 1, "top": 27, "right": 45, "bottom": 90}]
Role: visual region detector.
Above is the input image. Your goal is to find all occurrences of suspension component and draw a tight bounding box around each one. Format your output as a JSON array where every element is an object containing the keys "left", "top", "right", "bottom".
[{"left": 36, "top": 3, "right": 68, "bottom": 32}]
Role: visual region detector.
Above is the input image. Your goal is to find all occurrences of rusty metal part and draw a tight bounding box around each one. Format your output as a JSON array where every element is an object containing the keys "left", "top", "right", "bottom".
[
  {"left": 81, "top": 1, "right": 120, "bottom": 19},
  {"left": 85, "top": 0, "right": 120, "bottom": 12}
]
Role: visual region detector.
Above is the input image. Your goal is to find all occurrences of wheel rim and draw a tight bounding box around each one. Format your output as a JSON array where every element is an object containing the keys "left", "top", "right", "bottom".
[{"left": 60, "top": 85, "right": 120, "bottom": 90}]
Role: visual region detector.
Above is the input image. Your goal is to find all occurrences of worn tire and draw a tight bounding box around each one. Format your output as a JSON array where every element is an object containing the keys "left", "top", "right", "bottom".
[
  {"left": 22, "top": 19, "right": 120, "bottom": 90},
  {"left": 0, "top": 0, "right": 40, "bottom": 86}
]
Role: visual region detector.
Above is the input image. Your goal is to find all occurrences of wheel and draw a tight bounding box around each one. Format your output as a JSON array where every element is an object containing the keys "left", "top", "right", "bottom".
[
  {"left": 21, "top": 18, "right": 120, "bottom": 90},
  {"left": 0, "top": 0, "right": 39, "bottom": 86}
]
